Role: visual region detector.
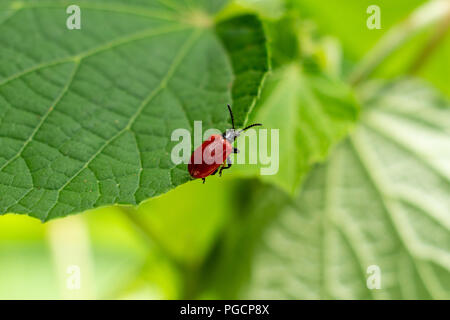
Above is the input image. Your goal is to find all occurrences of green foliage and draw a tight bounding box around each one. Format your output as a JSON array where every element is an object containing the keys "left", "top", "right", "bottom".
[
  {"left": 0, "top": 0, "right": 449, "bottom": 301},
  {"left": 205, "top": 80, "right": 450, "bottom": 299},
  {"left": 215, "top": 15, "right": 269, "bottom": 127},
  {"left": 250, "top": 64, "right": 359, "bottom": 193},
  {"left": 232, "top": 14, "right": 360, "bottom": 193},
  {"left": 0, "top": 0, "right": 268, "bottom": 221}
]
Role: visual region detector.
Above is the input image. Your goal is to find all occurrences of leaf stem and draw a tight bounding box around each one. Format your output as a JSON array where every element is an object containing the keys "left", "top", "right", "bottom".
[
  {"left": 349, "top": 0, "right": 450, "bottom": 86},
  {"left": 408, "top": 11, "right": 450, "bottom": 74}
]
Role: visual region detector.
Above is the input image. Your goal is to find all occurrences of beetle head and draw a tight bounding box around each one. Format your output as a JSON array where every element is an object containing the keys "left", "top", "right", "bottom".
[
  {"left": 223, "top": 123, "right": 263, "bottom": 142},
  {"left": 223, "top": 105, "right": 262, "bottom": 142},
  {"left": 223, "top": 128, "right": 239, "bottom": 142}
]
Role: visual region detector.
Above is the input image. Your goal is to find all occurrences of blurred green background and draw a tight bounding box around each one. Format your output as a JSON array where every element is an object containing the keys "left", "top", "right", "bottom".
[{"left": 1, "top": 0, "right": 449, "bottom": 299}]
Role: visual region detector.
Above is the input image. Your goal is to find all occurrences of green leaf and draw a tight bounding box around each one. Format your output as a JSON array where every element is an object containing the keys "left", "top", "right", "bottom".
[
  {"left": 262, "top": 14, "right": 301, "bottom": 69},
  {"left": 237, "top": 64, "right": 359, "bottom": 194},
  {"left": 226, "top": 13, "right": 359, "bottom": 193},
  {"left": 215, "top": 14, "right": 269, "bottom": 127},
  {"left": 0, "top": 1, "right": 268, "bottom": 221},
  {"left": 204, "top": 79, "right": 450, "bottom": 299}
]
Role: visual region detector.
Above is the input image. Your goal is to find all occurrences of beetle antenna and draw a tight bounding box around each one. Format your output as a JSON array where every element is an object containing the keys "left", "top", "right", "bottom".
[
  {"left": 227, "top": 104, "right": 235, "bottom": 129},
  {"left": 239, "top": 123, "right": 262, "bottom": 134}
]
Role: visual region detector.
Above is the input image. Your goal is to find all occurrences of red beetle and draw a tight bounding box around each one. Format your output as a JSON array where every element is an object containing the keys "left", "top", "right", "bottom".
[{"left": 188, "top": 105, "right": 262, "bottom": 183}]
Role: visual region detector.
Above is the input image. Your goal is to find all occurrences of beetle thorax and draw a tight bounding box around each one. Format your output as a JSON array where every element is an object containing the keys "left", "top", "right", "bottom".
[{"left": 223, "top": 129, "right": 239, "bottom": 142}]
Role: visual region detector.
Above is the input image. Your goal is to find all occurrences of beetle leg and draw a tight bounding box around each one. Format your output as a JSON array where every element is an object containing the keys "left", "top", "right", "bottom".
[
  {"left": 210, "top": 168, "right": 219, "bottom": 176},
  {"left": 219, "top": 156, "right": 233, "bottom": 177},
  {"left": 202, "top": 178, "right": 206, "bottom": 184},
  {"left": 233, "top": 147, "right": 239, "bottom": 153}
]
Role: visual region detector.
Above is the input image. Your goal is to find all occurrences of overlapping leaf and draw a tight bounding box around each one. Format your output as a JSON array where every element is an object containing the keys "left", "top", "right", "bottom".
[
  {"left": 204, "top": 80, "right": 450, "bottom": 299},
  {"left": 251, "top": 65, "right": 358, "bottom": 193},
  {"left": 248, "top": 80, "right": 450, "bottom": 299},
  {"left": 232, "top": 63, "right": 359, "bottom": 194},
  {"left": 230, "top": 13, "right": 359, "bottom": 194}
]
